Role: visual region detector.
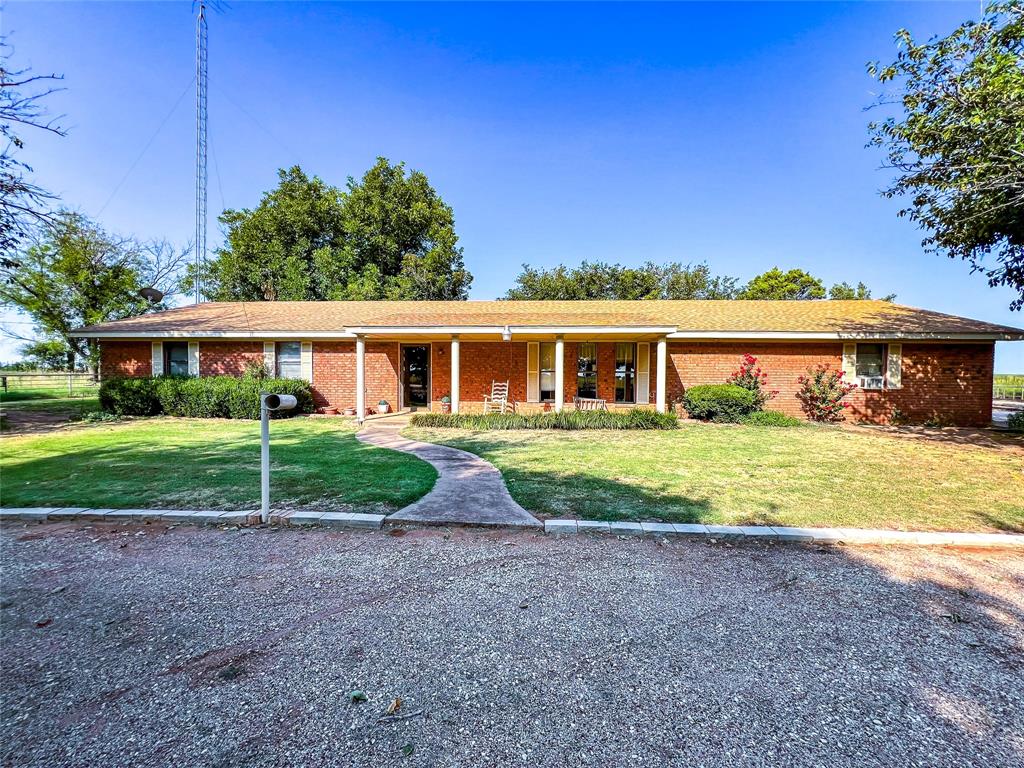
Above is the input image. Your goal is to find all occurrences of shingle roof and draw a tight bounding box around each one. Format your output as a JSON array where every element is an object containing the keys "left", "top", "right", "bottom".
[{"left": 72, "top": 300, "right": 1024, "bottom": 339}]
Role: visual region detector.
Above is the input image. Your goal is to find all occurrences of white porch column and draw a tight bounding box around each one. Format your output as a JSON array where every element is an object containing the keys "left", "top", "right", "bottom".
[
  {"left": 450, "top": 335, "right": 460, "bottom": 413},
  {"left": 656, "top": 337, "right": 667, "bottom": 414},
  {"left": 355, "top": 334, "right": 366, "bottom": 423},
  {"left": 554, "top": 335, "right": 564, "bottom": 412}
]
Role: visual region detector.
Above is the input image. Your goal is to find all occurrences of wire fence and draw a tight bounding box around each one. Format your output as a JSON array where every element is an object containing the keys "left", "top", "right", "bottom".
[{"left": 0, "top": 371, "right": 99, "bottom": 399}]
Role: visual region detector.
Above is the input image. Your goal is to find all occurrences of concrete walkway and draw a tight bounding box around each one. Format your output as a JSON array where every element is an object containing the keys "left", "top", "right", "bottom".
[{"left": 356, "top": 416, "right": 542, "bottom": 528}]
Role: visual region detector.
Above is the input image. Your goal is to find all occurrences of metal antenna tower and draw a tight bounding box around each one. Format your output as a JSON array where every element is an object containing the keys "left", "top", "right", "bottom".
[{"left": 194, "top": 2, "right": 208, "bottom": 304}]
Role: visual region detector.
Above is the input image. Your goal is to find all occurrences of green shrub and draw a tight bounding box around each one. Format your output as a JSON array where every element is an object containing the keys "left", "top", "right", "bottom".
[
  {"left": 739, "top": 410, "right": 803, "bottom": 427},
  {"left": 682, "top": 384, "right": 757, "bottom": 422},
  {"left": 1007, "top": 411, "right": 1024, "bottom": 432},
  {"left": 99, "top": 377, "right": 161, "bottom": 416},
  {"left": 409, "top": 408, "right": 678, "bottom": 430},
  {"left": 80, "top": 410, "right": 120, "bottom": 423},
  {"left": 99, "top": 375, "right": 313, "bottom": 419}
]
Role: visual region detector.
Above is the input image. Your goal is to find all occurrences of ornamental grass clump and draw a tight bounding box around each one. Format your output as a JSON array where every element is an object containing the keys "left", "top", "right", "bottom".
[
  {"left": 796, "top": 364, "right": 857, "bottom": 422},
  {"left": 409, "top": 408, "right": 678, "bottom": 430}
]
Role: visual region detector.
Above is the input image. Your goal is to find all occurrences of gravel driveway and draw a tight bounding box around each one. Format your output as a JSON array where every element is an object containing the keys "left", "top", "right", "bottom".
[{"left": 1, "top": 524, "right": 1022, "bottom": 767}]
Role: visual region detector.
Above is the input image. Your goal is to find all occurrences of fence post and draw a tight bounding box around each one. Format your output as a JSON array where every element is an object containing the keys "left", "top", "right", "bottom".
[{"left": 68, "top": 372, "right": 73, "bottom": 397}]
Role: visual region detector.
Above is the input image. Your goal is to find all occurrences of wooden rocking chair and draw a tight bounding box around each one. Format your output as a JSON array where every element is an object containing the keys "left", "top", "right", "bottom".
[{"left": 482, "top": 380, "right": 513, "bottom": 414}]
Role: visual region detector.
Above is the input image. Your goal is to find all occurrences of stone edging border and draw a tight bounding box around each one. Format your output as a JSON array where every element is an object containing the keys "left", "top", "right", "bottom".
[
  {"left": 544, "top": 520, "right": 1024, "bottom": 548},
  {"left": 0, "top": 507, "right": 386, "bottom": 530},
  {"left": 2, "top": 508, "right": 1022, "bottom": 549}
]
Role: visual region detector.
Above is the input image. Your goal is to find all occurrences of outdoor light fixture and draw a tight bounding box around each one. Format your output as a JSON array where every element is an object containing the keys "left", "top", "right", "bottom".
[
  {"left": 260, "top": 392, "right": 298, "bottom": 523},
  {"left": 502, "top": 325, "right": 512, "bottom": 341}
]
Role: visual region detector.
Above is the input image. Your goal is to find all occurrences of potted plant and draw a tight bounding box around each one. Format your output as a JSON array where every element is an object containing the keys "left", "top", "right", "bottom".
[
  {"left": 440, "top": 394, "right": 451, "bottom": 413},
  {"left": 342, "top": 406, "right": 356, "bottom": 417},
  {"left": 378, "top": 399, "right": 390, "bottom": 414}
]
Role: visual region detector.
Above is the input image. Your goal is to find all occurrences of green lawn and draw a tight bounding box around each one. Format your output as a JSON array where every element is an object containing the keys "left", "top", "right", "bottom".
[
  {"left": 0, "top": 384, "right": 100, "bottom": 402},
  {"left": 406, "top": 423, "right": 1024, "bottom": 532},
  {"left": 1, "top": 417, "right": 437, "bottom": 513}
]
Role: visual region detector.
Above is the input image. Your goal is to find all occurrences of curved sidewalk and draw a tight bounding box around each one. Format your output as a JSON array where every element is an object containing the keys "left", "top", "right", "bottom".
[{"left": 356, "top": 420, "right": 542, "bottom": 528}]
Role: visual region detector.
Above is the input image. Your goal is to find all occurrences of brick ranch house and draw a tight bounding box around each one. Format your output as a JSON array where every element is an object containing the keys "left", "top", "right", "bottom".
[{"left": 73, "top": 299, "right": 1024, "bottom": 426}]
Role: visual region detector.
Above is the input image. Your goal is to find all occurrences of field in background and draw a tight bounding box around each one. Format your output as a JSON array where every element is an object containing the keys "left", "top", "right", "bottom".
[
  {"left": 0, "top": 371, "right": 99, "bottom": 402},
  {"left": 994, "top": 374, "right": 1024, "bottom": 401}
]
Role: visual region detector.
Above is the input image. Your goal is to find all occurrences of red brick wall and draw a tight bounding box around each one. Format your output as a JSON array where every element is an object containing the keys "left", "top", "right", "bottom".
[
  {"left": 311, "top": 341, "right": 399, "bottom": 411},
  {"left": 97, "top": 338, "right": 994, "bottom": 425},
  {"left": 666, "top": 341, "right": 994, "bottom": 426},
  {"left": 100, "top": 341, "right": 152, "bottom": 377},
  {"left": 847, "top": 342, "right": 993, "bottom": 426},
  {"left": 199, "top": 342, "right": 264, "bottom": 377}
]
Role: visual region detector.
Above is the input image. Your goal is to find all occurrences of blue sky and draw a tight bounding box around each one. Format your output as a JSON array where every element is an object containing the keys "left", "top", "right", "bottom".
[{"left": 4, "top": 1, "right": 1021, "bottom": 370}]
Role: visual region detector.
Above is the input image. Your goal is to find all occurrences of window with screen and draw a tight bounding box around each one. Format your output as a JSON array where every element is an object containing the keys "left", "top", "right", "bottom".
[
  {"left": 577, "top": 343, "right": 597, "bottom": 399},
  {"left": 276, "top": 341, "right": 302, "bottom": 379},
  {"left": 614, "top": 343, "right": 636, "bottom": 403},
  {"left": 539, "top": 342, "right": 556, "bottom": 402},
  {"left": 164, "top": 342, "right": 189, "bottom": 377}
]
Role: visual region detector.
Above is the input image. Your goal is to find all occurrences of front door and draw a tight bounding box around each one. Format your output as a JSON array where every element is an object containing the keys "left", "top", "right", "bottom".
[{"left": 401, "top": 345, "right": 430, "bottom": 409}]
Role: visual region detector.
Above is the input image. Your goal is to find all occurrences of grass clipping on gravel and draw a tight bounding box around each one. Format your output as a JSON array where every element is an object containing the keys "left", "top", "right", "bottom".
[
  {"left": 406, "top": 422, "right": 1024, "bottom": 533},
  {"left": 1, "top": 417, "right": 437, "bottom": 512}
]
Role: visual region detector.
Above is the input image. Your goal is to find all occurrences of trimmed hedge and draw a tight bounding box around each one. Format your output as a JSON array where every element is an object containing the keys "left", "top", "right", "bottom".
[
  {"left": 409, "top": 408, "right": 678, "bottom": 431},
  {"left": 739, "top": 410, "right": 803, "bottom": 427},
  {"left": 99, "top": 375, "right": 313, "bottom": 420},
  {"left": 682, "top": 384, "right": 757, "bottom": 423}
]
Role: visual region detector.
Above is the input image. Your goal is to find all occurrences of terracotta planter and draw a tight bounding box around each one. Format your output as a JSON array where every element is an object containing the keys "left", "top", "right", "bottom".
[
  {"left": 324, "top": 407, "right": 339, "bottom": 416},
  {"left": 441, "top": 402, "right": 451, "bottom": 413},
  {"left": 343, "top": 407, "right": 356, "bottom": 417}
]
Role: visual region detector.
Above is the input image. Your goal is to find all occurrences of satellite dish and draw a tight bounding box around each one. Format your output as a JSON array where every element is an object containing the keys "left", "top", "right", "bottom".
[{"left": 138, "top": 287, "right": 164, "bottom": 303}]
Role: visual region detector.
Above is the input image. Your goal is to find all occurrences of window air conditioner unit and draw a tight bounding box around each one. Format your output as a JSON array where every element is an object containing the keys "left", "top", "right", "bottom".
[{"left": 858, "top": 376, "right": 885, "bottom": 390}]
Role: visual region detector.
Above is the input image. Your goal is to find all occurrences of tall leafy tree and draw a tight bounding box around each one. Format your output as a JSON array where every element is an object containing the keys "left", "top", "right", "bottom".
[
  {"left": 0, "top": 213, "right": 189, "bottom": 375},
  {"left": 868, "top": 3, "right": 1024, "bottom": 309},
  {"left": 340, "top": 157, "right": 471, "bottom": 300},
  {"left": 828, "top": 281, "right": 896, "bottom": 301},
  {"left": 18, "top": 338, "right": 71, "bottom": 370},
  {"left": 195, "top": 159, "right": 472, "bottom": 301},
  {"left": 504, "top": 261, "right": 738, "bottom": 300},
  {"left": 739, "top": 268, "right": 894, "bottom": 301},
  {"left": 194, "top": 166, "right": 347, "bottom": 301},
  {"left": 739, "top": 268, "right": 827, "bottom": 300},
  {"left": 0, "top": 39, "right": 66, "bottom": 257}
]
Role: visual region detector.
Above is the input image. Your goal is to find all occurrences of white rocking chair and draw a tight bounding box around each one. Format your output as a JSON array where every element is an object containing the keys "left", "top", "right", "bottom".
[{"left": 482, "top": 380, "right": 513, "bottom": 414}]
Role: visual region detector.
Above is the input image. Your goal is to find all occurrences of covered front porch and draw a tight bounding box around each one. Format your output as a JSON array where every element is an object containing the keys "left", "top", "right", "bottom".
[{"left": 349, "top": 326, "right": 673, "bottom": 422}]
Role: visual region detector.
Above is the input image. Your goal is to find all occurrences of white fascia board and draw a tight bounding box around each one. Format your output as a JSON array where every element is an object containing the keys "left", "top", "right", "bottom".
[
  {"left": 69, "top": 330, "right": 357, "bottom": 339},
  {"left": 346, "top": 326, "right": 505, "bottom": 335},
  {"left": 348, "top": 325, "right": 678, "bottom": 336},
  {"left": 666, "top": 330, "right": 1018, "bottom": 341},
  {"left": 509, "top": 326, "right": 677, "bottom": 335}
]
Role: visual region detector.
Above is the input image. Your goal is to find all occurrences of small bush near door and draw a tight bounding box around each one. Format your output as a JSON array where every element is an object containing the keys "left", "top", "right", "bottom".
[
  {"left": 409, "top": 409, "right": 678, "bottom": 430},
  {"left": 682, "top": 384, "right": 757, "bottom": 423},
  {"left": 100, "top": 376, "right": 313, "bottom": 419}
]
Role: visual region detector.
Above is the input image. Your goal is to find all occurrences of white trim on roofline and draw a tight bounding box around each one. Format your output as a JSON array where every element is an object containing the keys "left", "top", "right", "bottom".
[
  {"left": 69, "top": 330, "right": 359, "bottom": 339},
  {"left": 666, "top": 330, "right": 1021, "bottom": 341},
  {"left": 71, "top": 327, "right": 1022, "bottom": 341}
]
